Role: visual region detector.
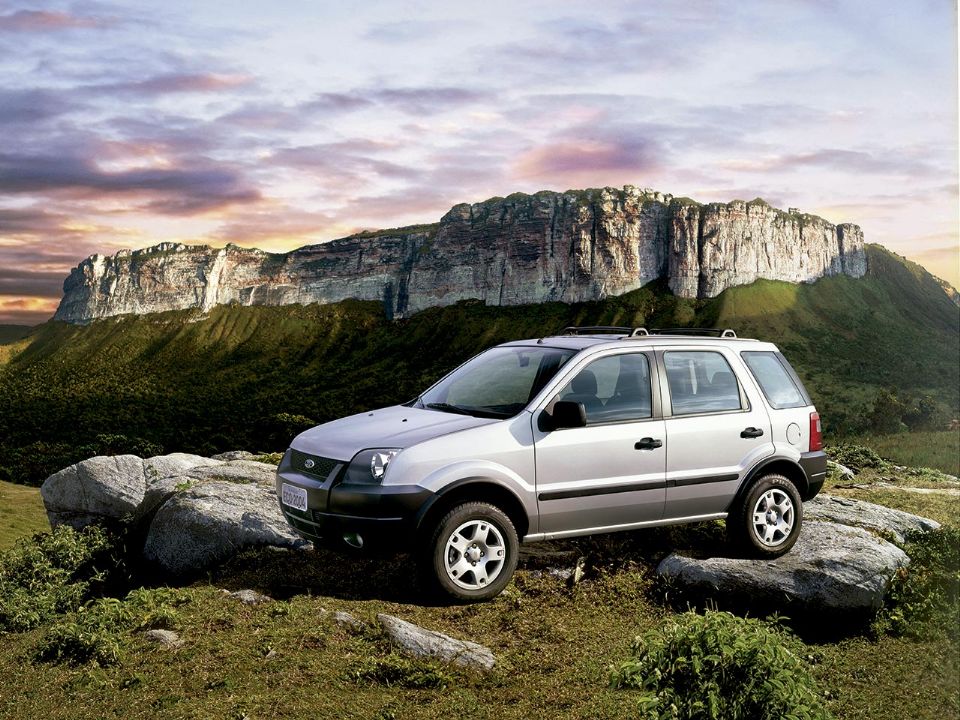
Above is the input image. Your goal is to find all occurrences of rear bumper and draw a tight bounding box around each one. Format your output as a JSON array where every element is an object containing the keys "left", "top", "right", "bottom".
[{"left": 799, "top": 450, "right": 828, "bottom": 500}]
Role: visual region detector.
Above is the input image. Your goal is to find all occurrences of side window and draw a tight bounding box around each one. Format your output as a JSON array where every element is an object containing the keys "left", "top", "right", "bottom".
[
  {"left": 664, "top": 351, "right": 742, "bottom": 415},
  {"left": 557, "top": 353, "right": 652, "bottom": 424},
  {"left": 741, "top": 351, "right": 806, "bottom": 409}
]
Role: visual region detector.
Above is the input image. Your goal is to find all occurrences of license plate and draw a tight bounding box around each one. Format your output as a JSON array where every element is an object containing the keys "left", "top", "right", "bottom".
[{"left": 281, "top": 483, "right": 308, "bottom": 512}]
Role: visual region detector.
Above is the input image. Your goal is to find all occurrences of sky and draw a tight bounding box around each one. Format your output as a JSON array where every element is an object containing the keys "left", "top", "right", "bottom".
[{"left": 0, "top": 0, "right": 957, "bottom": 325}]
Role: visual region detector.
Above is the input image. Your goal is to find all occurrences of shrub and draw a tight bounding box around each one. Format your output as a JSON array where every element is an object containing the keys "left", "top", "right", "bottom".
[
  {"left": 610, "top": 610, "right": 831, "bottom": 720},
  {"left": 34, "top": 587, "right": 187, "bottom": 667},
  {"left": 873, "top": 526, "right": 960, "bottom": 640},
  {"left": 0, "top": 525, "right": 123, "bottom": 632},
  {"left": 824, "top": 443, "right": 886, "bottom": 472},
  {"left": 347, "top": 653, "right": 455, "bottom": 689}
]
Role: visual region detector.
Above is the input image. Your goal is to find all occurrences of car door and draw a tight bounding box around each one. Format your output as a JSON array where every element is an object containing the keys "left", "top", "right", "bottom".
[
  {"left": 659, "top": 347, "right": 774, "bottom": 519},
  {"left": 532, "top": 350, "right": 666, "bottom": 536}
]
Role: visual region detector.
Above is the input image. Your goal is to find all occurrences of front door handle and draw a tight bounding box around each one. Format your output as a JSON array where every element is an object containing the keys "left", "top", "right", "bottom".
[
  {"left": 635, "top": 437, "right": 663, "bottom": 450},
  {"left": 741, "top": 427, "right": 764, "bottom": 439}
]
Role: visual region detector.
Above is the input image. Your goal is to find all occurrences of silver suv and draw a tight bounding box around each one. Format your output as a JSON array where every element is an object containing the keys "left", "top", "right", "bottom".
[{"left": 276, "top": 327, "right": 827, "bottom": 601}]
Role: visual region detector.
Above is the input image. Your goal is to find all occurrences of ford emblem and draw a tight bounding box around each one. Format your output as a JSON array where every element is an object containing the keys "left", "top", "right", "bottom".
[{"left": 304, "top": 459, "right": 315, "bottom": 469}]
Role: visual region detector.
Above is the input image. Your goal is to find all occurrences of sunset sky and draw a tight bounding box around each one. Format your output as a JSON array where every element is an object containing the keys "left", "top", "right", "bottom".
[{"left": 1, "top": 0, "right": 957, "bottom": 324}]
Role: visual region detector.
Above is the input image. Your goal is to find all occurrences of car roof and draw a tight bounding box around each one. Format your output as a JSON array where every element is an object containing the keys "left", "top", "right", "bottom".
[{"left": 498, "top": 332, "right": 779, "bottom": 353}]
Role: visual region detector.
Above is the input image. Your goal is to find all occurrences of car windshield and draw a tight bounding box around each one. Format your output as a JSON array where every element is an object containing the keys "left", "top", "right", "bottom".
[{"left": 419, "top": 346, "right": 576, "bottom": 419}]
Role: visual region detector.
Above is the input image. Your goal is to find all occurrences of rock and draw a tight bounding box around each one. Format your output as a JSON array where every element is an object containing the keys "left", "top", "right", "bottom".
[
  {"left": 225, "top": 589, "right": 273, "bottom": 605},
  {"left": 144, "top": 453, "right": 219, "bottom": 480},
  {"left": 211, "top": 451, "right": 257, "bottom": 461},
  {"left": 333, "top": 611, "right": 363, "bottom": 631},
  {"left": 805, "top": 494, "right": 940, "bottom": 544},
  {"left": 571, "top": 556, "right": 587, "bottom": 586},
  {"left": 53, "top": 188, "right": 866, "bottom": 324},
  {"left": 827, "top": 460, "right": 856, "bottom": 480},
  {"left": 656, "top": 521, "right": 908, "bottom": 615},
  {"left": 41, "top": 455, "right": 148, "bottom": 528},
  {"left": 142, "top": 629, "right": 183, "bottom": 648},
  {"left": 377, "top": 614, "right": 496, "bottom": 671},
  {"left": 143, "top": 481, "right": 310, "bottom": 576},
  {"left": 184, "top": 460, "right": 277, "bottom": 487}
]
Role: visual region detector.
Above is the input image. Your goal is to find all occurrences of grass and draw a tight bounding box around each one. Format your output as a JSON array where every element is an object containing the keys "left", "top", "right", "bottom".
[
  {"left": 0, "top": 465, "right": 957, "bottom": 719},
  {"left": 0, "top": 535, "right": 954, "bottom": 720},
  {"left": 0, "top": 479, "right": 48, "bottom": 549},
  {"left": 848, "top": 431, "right": 960, "bottom": 476}
]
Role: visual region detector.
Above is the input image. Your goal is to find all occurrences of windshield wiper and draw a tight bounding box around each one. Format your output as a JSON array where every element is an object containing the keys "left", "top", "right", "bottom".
[{"left": 425, "top": 402, "right": 474, "bottom": 416}]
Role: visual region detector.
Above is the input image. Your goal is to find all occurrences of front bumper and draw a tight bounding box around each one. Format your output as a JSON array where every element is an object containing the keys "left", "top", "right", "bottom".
[
  {"left": 799, "top": 450, "right": 828, "bottom": 500},
  {"left": 275, "top": 449, "right": 432, "bottom": 547}
]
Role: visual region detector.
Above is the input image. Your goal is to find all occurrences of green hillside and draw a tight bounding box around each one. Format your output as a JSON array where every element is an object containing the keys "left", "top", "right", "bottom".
[{"left": 0, "top": 244, "right": 956, "bottom": 485}]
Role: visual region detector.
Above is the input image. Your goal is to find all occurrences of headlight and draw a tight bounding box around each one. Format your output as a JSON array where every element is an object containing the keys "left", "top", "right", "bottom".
[
  {"left": 343, "top": 448, "right": 401, "bottom": 485},
  {"left": 370, "top": 450, "right": 399, "bottom": 480}
]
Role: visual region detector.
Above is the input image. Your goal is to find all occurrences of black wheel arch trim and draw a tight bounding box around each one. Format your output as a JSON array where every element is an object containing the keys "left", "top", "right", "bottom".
[
  {"left": 412, "top": 477, "right": 532, "bottom": 536},
  {"left": 729, "top": 455, "right": 810, "bottom": 511}
]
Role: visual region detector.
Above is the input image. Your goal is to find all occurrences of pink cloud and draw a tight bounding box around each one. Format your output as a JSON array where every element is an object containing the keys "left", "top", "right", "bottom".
[{"left": 0, "top": 10, "right": 104, "bottom": 32}]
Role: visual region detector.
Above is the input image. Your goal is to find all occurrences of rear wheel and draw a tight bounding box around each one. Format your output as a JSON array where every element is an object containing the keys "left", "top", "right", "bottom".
[
  {"left": 728, "top": 473, "right": 802, "bottom": 557},
  {"left": 419, "top": 502, "right": 519, "bottom": 602}
]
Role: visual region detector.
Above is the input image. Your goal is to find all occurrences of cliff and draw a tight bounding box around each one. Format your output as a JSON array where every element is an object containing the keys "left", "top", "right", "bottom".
[{"left": 54, "top": 186, "right": 867, "bottom": 323}]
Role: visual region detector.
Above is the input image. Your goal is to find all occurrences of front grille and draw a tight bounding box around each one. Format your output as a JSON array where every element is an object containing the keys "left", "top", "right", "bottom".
[{"left": 289, "top": 449, "right": 339, "bottom": 480}]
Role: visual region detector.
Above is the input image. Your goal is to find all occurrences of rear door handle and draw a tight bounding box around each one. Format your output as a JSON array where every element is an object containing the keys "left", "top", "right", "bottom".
[
  {"left": 740, "top": 427, "right": 764, "bottom": 438},
  {"left": 635, "top": 437, "right": 663, "bottom": 450}
]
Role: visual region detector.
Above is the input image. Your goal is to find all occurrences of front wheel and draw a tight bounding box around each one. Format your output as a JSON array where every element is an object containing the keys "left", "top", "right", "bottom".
[
  {"left": 728, "top": 473, "right": 803, "bottom": 557},
  {"left": 419, "top": 502, "right": 519, "bottom": 602}
]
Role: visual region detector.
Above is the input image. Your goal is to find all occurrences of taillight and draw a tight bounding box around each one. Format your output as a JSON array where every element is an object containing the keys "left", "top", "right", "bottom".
[{"left": 809, "top": 412, "right": 822, "bottom": 451}]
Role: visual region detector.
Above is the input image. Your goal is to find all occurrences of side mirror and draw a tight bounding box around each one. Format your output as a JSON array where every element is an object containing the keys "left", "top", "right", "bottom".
[{"left": 547, "top": 400, "right": 587, "bottom": 430}]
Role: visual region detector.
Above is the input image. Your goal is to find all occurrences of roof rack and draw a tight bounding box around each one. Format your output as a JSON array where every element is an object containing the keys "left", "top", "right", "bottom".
[
  {"left": 645, "top": 327, "right": 738, "bottom": 338},
  {"left": 560, "top": 326, "right": 633, "bottom": 336}
]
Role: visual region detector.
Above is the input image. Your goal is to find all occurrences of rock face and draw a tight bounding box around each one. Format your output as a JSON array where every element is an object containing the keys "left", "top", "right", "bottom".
[
  {"left": 377, "top": 613, "right": 496, "bottom": 670},
  {"left": 53, "top": 187, "right": 867, "bottom": 323},
  {"left": 657, "top": 521, "right": 909, "bottom": 615}
]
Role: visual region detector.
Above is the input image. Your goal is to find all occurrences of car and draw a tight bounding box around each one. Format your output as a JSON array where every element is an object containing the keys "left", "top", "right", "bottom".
[{"left": 276, "top": 326, "right": 827, "bottom": 602}]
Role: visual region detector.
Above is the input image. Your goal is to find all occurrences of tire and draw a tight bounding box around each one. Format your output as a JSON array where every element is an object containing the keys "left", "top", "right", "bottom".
[
  {"left": 419, "top": 502, "right": 519, "bottom": 602},
  {"left": 728, "top": 473, "right": 803, "bottom": 557}
]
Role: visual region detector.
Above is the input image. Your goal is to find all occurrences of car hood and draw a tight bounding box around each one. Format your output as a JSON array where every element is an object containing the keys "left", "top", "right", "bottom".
[{"left": 290, "top": 404, "right": 499, "bottom": 461}]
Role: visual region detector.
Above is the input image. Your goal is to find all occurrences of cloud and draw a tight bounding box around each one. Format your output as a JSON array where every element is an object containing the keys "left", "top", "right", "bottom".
[
  {"left": 0, "top": 152, "right": 260, "bottom": 215},
  {"left": 0, "top": 9, "right": 105, "bottom": 32},
  {"left": 0, "top": 268, "right": 64, "bottom": 298},
  {"left": 302, "top": 86, "right": 487, "bottom": 116},
  {"left": 91, "top": 72, "right": 254, "bottom": 96},
  {"left": 0, "top": 296, "right": 59, "bottom": 325},
  {"left": 0, "top": 89, "right": 80, "bottom": 125},
  {"left": 721, "top": 148, "right": 938, "bottom": 176},
  {"left": 513, "top": 134, "right": 662, "bottom": 185},
  {"left": 363, "top": 20, "right": 448, "bottom": 43}
]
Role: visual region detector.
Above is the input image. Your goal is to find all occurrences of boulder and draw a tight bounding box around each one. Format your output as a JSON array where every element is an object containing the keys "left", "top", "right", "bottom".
[
  {"left": 144, "top": 453, "right": 219, "bottom": 480},
  {"left": 41, "top": 455, "right": 148, "bottom": 528},
  {"left": 805, "top": 494, "right": 940, "bottom": 544},
  {"left": 377, "top": 614, "right": 496, "bottom": 671},
  {"left": 657, "top": 521, "right": 908, "bottom": 615},
  {"left": 183, "top": 460, "right": 277, "bottom": 487},
  {"left": 143, "top": 481, "right": 310, "bottom": 576},
  {"left": 211, "top": 451, "right": 257, "bottom": 462}
]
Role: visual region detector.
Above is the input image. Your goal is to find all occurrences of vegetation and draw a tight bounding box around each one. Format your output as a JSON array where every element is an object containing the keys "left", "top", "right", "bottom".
[
  {"left": 1, "top": 244, "right": 956, "bottom": 486},
  {"left": 0, "top": 525, "right": 123, "bottom": 632},
  {"left": 846, "top": 431, "right": 959, "bottom": 476},
  {"left": 873, "top": 527, "right": 960, "bottom": 641},
  {"left": 610, "top": 610, "right": 831, "bottom": 719}
]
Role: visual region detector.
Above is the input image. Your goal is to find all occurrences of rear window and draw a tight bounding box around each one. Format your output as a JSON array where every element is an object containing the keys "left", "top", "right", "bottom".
[{"left": 741, "top": 351, "right": 808, "bottom": 409}]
